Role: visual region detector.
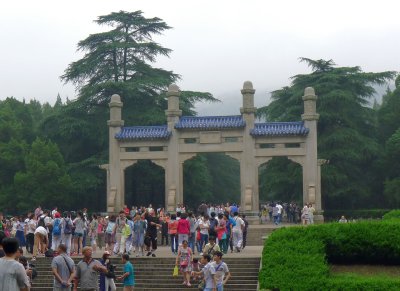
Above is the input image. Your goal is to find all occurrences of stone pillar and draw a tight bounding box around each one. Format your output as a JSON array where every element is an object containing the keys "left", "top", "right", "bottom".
[
  {"left": 240, "top": 81, "right": 258, "bottom": 213},
  {"left": 107, "top": 94, "right": 124, "bottom": 213},
  {"left": 165, "top": 84, "right": 182, "bottom": 212},
  {"left": 301, "top": 87, "right": 321, "bottom": 217}
]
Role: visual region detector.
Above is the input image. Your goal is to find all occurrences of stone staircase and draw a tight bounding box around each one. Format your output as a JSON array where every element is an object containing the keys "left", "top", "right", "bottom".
[{"left": 31, "top": 256, "right": 260, "bottom": 291}]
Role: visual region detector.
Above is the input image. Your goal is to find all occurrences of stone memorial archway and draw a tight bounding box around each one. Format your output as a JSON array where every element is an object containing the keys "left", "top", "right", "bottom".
[{"left": 102, "top": 81, "right": 324, "bottom": 221}]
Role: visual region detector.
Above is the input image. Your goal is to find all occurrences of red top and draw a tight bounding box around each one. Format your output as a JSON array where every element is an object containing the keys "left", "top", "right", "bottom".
[{"left": 177, "top": 218, "right": 190, "bottom": 235}]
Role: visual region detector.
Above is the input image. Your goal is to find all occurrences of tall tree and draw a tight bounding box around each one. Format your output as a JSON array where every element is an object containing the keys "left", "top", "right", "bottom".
[
  {"left": 258, "top": 58, "right": 395, "bottom": 209},
  {"left": 54, "top": 11, "right": 217, "bottom": 210}
]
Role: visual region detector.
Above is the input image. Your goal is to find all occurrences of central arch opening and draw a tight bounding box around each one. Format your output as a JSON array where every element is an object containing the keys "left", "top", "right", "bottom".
[
  {"left": 125, "top": 160, "right": 165, "bottom": 208},
  {"left": 183, "top": 153, "right": 240, "bottom": 209},
  {"left": 258, "top": 156, "right": 302, "bottom": 221}
]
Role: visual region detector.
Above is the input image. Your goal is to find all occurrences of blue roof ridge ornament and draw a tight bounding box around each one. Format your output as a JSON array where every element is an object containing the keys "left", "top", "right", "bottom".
[
  {"left": 175, "top": 115, "right": 246, "bottom": 130},
  {"left": 115, "top": 125, "right": 171, "bottom": 141},
  {"left": 251, "top": 121, "right": 309, "bottom": 137}
]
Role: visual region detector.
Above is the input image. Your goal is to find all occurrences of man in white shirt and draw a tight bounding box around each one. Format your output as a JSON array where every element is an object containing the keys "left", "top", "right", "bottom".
[
  {"left": 276, "top": 202, "right": 283, "bottom": 224},
  {"left": 212, "top": 251, "right": 231, "bottom": 291},
  {"left": 231, "top": 212, "right": 244, "bottom": 252}
]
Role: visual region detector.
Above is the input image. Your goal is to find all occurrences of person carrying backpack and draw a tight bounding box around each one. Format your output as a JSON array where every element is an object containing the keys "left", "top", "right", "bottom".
[
  {"left": 51, "top": 212, "right": 62, "bottom": 251},
  {"left": 208, "top": 212, "right": 218, "bottom": 239},
  {"left": 61, "top": 212, "right": 73, "bottom": 255}
]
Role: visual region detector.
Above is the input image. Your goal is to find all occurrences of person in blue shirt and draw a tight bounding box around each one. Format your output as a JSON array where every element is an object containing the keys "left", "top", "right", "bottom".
[{"left": 117, "top": 254, "right": 135, "bottom": 290}]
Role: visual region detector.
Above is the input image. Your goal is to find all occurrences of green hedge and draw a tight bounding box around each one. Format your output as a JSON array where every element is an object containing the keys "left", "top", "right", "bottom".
[
  {"left": 324, "top": 209, "right": 391, "bottom": 221},
  {"left": 382, "top": 209, "right": 400, "bottom": 220},
  {"left": 259, "top": 221, "right": 400, "bottom": 290}
]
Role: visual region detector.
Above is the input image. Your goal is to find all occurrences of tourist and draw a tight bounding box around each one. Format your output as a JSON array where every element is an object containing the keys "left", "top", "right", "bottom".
[
  {"left": 61, "top": 212, "right": 73, "bottom": 255},
  {"left": 168, "top": 214, "right": 179, "bottom": 254},
  {"left": 231, "top": 212, "right": 244, "bottom": 253},
  {"left": 125, "top": 215, "right": 134, "bottom": 254},
  {"left": 212, "top": 251, "right": 231, "bottom": 291},
  {"left": 199, "top": 214, "right": 210, "bottom": 251},
  {"left": 276, "top": 202, "right": 283, "bottom": 224},
  {"left": 117, "top": 254, "right": 135, "bottom": 291},
  {"left": 144, "top": 209, "right": 161, "bottom": 257},
  {"left": 32, "top": 224, "right": 48, "bottom": 261},
  {"left": 188, "top": 212, "right": 197, "bottom": 254},
  {"left": 26, "top": 214, "right": 36, "bottom": 254},
  {"left": 217, "top": 214, "right": 227, "bottom": 254},
  {"left": 133, "top": 213, "right": 146, "bottom": 257},
  {"left": 272, "top": 203, "right": 279, "bottom": 225},
  {"left": 301, "top": 204, "right": 309, "bottom": 225},
  {"left": 209, "top": 212, "right": 218, "bottom": 239},
  {"left": 51, "top": 212, "right": 62, "bottom": 251},
  {"left": 89, "top": 214, "right": 99, "bottom": 252},
  {"left": 202, "top": 236, "right": 221, "bottom": 257},
  {"left": 97, "top": 215, "right": 106, "bottom": 251},
  {"left": 241, "top": 214, "right": 249, "bottom": 249},
  {"left": 175, "top": 240, "right": 192, "bottom": 287},
  {"left": 192, "top": 254, "right": 214, "bottom": 291},
  {"left": 15, "top": 216, "right": 26, "bottom": 249},
  {"left": 119, "top": 219, "right": 131, "bottom": 255},
  {"left": 99, "top": 251, "right": 116, "bottom": 291},
  {"left": 160, "top": 214, "right": 169, "bottom": 246},
  {"left": 105, "top": 215, "right": 116, "bottom": 254},
  {"left": 73, "top": 212, "right": 85, "bottom": 255},
  {"left": 74, "top": 246, "right": 107, "bottom": 291},
  {"left": 114, "top": 211, "right": 127, "bottom": 255},
  {"left": 308, "top": 203, "right": 315, "bottom": 224},
  {"left": 51, "top": 244, "right": 75, "bottom": 291},
  {"left": 177, "top": 213, "right": 190, "bottom": 246},
  {"left": 0, "top": 237, "right": 30, "bottom": 291}
]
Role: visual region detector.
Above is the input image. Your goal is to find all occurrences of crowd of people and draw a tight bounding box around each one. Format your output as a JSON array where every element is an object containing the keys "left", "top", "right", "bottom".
[
  {"left": 0, "top": 201, "right": 240, "bottom": 290},
  {"left": 259, "top": 201, "right": 316, "bottom": 225}
]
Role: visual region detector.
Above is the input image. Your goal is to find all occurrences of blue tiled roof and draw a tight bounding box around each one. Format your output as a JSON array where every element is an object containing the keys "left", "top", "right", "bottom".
[
  {"left": 251, "top": 122, "right": 309, "bottom": 137},
  {"left": 175, "top": 115, "right": 246, "bottom": 130},
  {"left": 115, "top": 126, "right": 171, "bottom": 140}
]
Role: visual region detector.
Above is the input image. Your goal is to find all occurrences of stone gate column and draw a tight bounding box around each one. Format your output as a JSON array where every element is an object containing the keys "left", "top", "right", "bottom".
[
  {"left": 240, "top": 81, "right": 258, "bottom": 212},
  {"left": 301, "top": 87, "right": 321, "bottom": 215},
  {"left": 165, "top": 84, "right": 182, "bottom": 212},
  {"left": 108, "top": 94, "right": 124, "bottom": 213}
]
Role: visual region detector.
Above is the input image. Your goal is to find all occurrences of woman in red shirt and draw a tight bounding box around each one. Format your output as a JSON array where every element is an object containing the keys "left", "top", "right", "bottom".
[{"left": 177, "top": 213, "right": 190, "bottom": 247}]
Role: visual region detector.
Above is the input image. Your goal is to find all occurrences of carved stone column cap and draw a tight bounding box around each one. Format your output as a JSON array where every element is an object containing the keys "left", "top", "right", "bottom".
[
  {"left": 111, "top": 94, "right": 121, "bottom": 102},
  {"left": 241, "top": 81, "right": 255, "bottom": 94},
  {"left": 302, "top": 87, "right": 317, "bottom": 101},
  {"left": 167, "top": 84, "right": 180, "bottom": 96}
]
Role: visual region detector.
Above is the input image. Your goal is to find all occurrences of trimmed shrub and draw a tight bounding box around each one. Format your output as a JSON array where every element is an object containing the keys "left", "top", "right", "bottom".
[
  {"left": 260, "top": 221, "right": 400, "bottom": 290},
  {"left": 382, "top": 209, "right": 400, "bottom": 220}
]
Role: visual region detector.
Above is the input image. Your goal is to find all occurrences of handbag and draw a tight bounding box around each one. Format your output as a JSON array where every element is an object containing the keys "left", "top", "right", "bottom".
[
  {"left": 180, "top": 261, "right": 188, "bottom": 268},
  {"left": 173, "top": 265, "right": 179, "bottom": 276}
]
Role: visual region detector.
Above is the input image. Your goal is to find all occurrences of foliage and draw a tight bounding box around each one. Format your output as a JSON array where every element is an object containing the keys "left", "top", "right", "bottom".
[
  {"left": 259, "top": 157, "right": 302, "bottom": 203},
  {"left": 13, "top": 138, "right": 73, "bottom": 212},
  {"left": 260, "top": 221, "right": 400, "bottom": 290},
  {"left": 382, "top": 209, "right": 400, "bottom": 220},
  {"left": 258, "top": 58, "right": 396, "bottom": 209}
]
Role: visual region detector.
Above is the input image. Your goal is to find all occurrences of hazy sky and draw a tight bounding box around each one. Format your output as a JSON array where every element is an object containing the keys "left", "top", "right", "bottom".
[{"left": 0, "top": 0, "right": 399, "bottom": 115}]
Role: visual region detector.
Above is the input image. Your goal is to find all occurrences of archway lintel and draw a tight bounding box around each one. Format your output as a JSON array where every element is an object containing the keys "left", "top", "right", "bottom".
[
  {"left": 225, "top": 152, "right": 242, "bottom": 161},
  {"left": 287, "top": 156, "right": 305, "bottom": 167},
  {"left": 151, "top": 159, "right": 167, "bottom": 169},
  {"left": 180, "top": 153, "right": 197, "bottom": 163},
  {"left": 121, "top": 160, "right": 137, "bottom": 170}
]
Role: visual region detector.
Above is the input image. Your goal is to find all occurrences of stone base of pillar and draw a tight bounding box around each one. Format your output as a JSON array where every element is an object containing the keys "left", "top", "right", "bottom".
[
  {"left": 243, "top": 211, "right": 261, "bottom": 225},
  {"left": 313, "top": 213, "right": 324, "bottom": 224}
]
